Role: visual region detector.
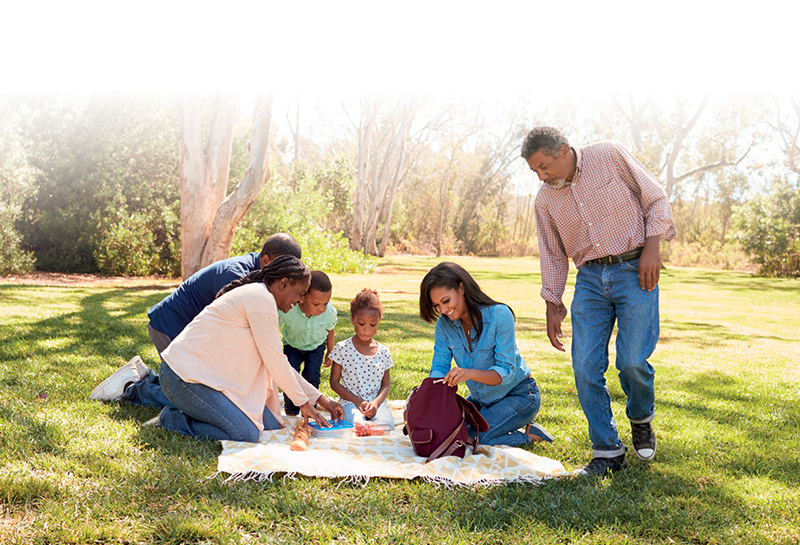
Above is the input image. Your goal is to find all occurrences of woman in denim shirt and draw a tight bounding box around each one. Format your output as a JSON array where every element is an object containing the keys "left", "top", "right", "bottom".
[{"left": 420, "top": 262, "right": 553, "bottom": 447}]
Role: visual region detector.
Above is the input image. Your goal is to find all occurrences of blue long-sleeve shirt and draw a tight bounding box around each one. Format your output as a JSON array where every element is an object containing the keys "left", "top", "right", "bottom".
[
  {"left": 148, "top": 252, "right": 261, "bottom": 340},
  {"left": 429, "top": 304, "right": 531, "bottom": 406}
]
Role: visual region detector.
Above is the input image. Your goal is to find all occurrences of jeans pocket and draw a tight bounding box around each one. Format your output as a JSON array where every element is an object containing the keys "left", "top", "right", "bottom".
[{"left": 622, "top": 258, "right": 640, "bottom": 272}]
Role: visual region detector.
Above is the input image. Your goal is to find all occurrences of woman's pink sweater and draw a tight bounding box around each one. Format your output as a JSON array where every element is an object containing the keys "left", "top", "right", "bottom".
[{"left": 162, "top": 282, "right": 320, "bottom": 430}]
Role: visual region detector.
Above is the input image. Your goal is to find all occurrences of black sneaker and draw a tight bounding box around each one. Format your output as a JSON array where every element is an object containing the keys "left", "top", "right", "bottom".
[
  {"left": 631, "top": 421, "right": 656, "bottom": 461},
  {"left": 574, "top": 452, "right": 627, "bottom": 476}
]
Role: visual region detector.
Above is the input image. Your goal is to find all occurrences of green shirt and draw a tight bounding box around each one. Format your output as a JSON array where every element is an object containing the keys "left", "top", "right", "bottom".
[{"left": 278, "top": 303, "right": 338, "bottom": 351}]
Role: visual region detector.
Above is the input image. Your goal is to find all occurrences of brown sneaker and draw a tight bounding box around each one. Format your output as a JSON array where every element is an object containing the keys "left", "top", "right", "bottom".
[{"left": 631, "top": 421, "right": 656, "bottom": 461}]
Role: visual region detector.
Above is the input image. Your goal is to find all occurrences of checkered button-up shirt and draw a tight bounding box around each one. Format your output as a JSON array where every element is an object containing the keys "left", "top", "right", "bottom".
[{"left": 535, "top": 141, "right": 676, "bottom": 321}]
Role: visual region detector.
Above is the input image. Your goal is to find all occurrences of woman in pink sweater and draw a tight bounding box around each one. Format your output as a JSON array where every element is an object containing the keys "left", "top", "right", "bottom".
[{"left": 154, "top": 255, "right": 343, "bottom": 442}]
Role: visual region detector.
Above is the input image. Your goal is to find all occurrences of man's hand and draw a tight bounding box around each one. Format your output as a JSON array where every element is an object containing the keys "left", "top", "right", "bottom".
[
  {"left": 545, "top": 302, "right": 566, "bottom": 352},
  {"left": 639, "top": 237, "right": 662, "bottom": 291}
]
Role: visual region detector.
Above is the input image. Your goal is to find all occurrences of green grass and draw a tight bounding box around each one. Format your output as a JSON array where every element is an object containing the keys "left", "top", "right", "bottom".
[{"left": 1, "top": 256, "right": 799, "bottom": 544}]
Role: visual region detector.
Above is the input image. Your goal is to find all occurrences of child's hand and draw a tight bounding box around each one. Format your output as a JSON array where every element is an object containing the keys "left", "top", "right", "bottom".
[
  {"left": 361, "top": 400, "right": 379, "bottom": 419},
  {"left": 323, "top": 356, "right": 333, "bottom": 368}
]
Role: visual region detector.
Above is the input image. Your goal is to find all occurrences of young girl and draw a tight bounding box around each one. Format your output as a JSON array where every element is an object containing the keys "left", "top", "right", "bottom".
[{"left": 328, "top": 289, "right": 394, "bottom": 427}]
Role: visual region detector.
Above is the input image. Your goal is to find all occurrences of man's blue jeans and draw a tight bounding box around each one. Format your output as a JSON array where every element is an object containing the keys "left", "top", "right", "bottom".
[
  {"left": 571, "top": 258, "right": 658, "bottom": 458},
  {"left": 158, "top": 360, "right": 280, "bottom": 442},
  {"left": 120, "top": 371, "right": 174, "bottom": 409},
  {"left": 467, "top": 376, "right": 541, "bottom": 447},
  {"left": 282, "top": 342, "right": 325, "bottom": 415},
  {"left": 119, "top": 323, "right": 174, "bottom": 409}
]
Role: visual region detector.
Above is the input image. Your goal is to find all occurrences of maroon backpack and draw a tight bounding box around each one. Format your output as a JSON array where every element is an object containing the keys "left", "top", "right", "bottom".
[{"left": 402, "top": 377, "right": 490, "bottom": 463}]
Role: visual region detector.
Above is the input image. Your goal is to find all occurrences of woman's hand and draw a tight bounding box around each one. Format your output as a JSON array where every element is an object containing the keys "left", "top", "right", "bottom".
[
  {"left": 443, "top": 366, "right": 502, "bottom": 387},
  {"left": 299, "top": 402, "right": 330, "bottom": 428},
  {"left": 316, "top": 395, "right": 345, "bottom": 421},
  {"left": 443, "top": 366, "right": 472, "bottom": 387}
]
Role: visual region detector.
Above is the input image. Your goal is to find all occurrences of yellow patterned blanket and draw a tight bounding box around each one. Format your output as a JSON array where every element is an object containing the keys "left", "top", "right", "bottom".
[{"left": 218, "top": 402, "right": 568, "bottom": 486}]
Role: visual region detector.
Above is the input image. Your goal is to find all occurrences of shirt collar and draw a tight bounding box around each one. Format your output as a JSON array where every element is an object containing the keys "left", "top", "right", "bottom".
[{"left": 563, "top": 146, "right": 580, "bottom": 188}]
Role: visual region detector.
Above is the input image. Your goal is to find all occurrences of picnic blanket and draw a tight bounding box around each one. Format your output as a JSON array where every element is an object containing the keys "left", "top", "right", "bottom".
[{"left": 217, "top": 401, "right": 569, "bottom": 486}]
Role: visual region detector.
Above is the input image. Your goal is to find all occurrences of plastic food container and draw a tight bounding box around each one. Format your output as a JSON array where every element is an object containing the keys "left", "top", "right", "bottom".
[
  {"left": 353, "top": 421, "right": 394, "bottom": 437},
  {"left": 308, "top": 419, "right": 354, "bottom": 439}
]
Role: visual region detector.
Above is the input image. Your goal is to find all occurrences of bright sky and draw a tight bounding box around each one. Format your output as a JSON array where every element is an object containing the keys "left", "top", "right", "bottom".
[{"left": 2, "top": 1, "right": 797, "bottom": 97}]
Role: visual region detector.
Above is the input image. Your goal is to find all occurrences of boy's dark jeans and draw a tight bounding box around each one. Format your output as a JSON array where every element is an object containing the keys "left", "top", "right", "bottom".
[{"left": 283, "top": 342, "right": 326, "bottom": 415}]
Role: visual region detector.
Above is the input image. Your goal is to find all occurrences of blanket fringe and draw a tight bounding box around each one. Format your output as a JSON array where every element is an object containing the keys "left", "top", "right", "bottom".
[{"left": 214, "top": 471, "right": 549, "bottom": 488}]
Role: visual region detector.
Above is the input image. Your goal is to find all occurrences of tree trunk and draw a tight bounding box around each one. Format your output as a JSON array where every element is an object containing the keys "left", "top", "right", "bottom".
[
  {"left": 363, "top": 100, "right": 417, "bottom": 255},
  {"left": 178, "top": 93, "right": 273, "bottom": 279},
  {"left": 350, "top": 94, "right": 379, "bottom": 250}
]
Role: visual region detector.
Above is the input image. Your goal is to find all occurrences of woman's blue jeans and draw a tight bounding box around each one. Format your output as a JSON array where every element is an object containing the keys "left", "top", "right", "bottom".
[
  {"left": 158, "top": 360, "right": 280, "bottom": 443},
  {"left": 467, "top": 376, "right": 541, "bottom": 447},
  {"left": 571, "top": 258, "right": 657, "bottom": 458}
]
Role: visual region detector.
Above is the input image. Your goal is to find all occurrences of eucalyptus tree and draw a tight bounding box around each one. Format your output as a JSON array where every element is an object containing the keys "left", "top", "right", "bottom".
[{"left": 177, "top": 94, "right": 273, "bottom": 278}]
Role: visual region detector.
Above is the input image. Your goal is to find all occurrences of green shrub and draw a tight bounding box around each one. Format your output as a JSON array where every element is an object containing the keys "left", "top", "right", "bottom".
[
  {"left": 735, "top": 187, "right": 800, "bottom": 277},
  {"left": 0, "top": 203, "right": 35, "bottom": 275},
  {"left": 232, "top": 162, "right": 375, "bottom": 274}
]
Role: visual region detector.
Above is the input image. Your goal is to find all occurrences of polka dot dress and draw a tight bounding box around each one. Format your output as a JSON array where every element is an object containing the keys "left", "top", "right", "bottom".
[{"left": 329, "top": 337, "right": 393, "bottom": 401}]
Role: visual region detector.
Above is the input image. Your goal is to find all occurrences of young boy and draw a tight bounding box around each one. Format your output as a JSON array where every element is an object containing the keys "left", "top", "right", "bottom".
[{"left": 278, "top": 270, "right": 338, "bottom": 416}]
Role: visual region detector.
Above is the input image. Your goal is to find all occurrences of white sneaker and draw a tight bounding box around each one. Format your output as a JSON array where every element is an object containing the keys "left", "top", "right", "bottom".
[
  {"left": 130, "top": 355, "right": 153, "bottom": 379},
  {"left": 142, "top": 413, "right": 161, "bottom": 426},
  {"left": 89, "top": 357, "right": 147, "bottom": 401}
]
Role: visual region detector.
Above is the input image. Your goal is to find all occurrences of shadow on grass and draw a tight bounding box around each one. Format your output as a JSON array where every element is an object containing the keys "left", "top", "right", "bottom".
[
  {"left": 669, "top": 270, "right": 800, "bottom": 295},
  {"left": 659, "top": 318, "right": 798, "bottom": 346},
  {"left": 660, "top": 370, "right": 799, "bottom": 484},
  {"left": 436, "top": 465, "right": 765, "bottom": 542},
  {"left": 0, "top": 287, "right": 167, "bottom": 396}
]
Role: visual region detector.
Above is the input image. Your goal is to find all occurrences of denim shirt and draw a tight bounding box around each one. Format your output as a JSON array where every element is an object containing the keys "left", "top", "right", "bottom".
[{"left": 429, "top": 304, "right": 531, "bottom": 406}]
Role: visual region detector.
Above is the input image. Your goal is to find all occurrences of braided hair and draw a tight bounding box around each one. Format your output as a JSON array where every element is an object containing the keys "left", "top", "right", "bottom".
[{"left": 216, "top": 255, "right": 310, "bottom": 299}]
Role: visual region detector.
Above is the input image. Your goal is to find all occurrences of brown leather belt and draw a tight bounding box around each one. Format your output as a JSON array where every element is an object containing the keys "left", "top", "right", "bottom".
[{"left": 586, "top": 247, "right": 643, "bottom": 266}]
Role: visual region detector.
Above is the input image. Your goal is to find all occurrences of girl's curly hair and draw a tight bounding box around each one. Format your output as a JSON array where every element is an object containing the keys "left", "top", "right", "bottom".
[{"left": 350, "top": 288, "right": 383, "bottom": 318}]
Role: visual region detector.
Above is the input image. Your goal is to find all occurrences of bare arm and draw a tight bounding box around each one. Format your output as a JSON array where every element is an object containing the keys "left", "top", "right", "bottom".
[
  {"left": 372, "top": 369, "right": 391, "bottom": 406},
  {"left": 443, "top": 367, "right": 501, "bottom": 387},
  {"left": 329, "top": 362, "right": 364, "bottom": 406},
  {"left": 323, "top": 328, "right": 335, "bottom": 368}
]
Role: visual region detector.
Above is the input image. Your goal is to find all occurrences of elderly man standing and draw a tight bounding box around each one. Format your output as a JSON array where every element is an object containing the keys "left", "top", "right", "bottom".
[{"left": 522, "top": 127, "right": 675, "bottom": 476}]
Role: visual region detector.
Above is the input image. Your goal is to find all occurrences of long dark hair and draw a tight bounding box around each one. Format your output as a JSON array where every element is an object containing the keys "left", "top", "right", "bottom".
[
  {"left": 419, "top": 262, "right": 513, "bottom": 341},
  {"left": 216, "top": 255, "right": 310, "bottom": 299}
]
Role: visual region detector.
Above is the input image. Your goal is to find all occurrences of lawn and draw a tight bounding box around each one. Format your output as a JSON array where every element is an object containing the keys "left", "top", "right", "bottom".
[{"left": 1, "top": 256, "right": 798, "bottom": 544}]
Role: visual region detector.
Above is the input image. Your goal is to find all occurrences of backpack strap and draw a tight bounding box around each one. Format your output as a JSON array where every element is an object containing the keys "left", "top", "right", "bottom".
[
  {"left": 468, "top": 434, "right": 479, "bottom": 455},
  {"left": 424, "top": 421, "right": 465, "bottom": 463}
]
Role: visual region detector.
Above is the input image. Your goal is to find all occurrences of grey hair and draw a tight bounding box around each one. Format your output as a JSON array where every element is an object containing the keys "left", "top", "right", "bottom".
[{"left": 520, "top": 127, "right": 569, "bottom": 159}]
